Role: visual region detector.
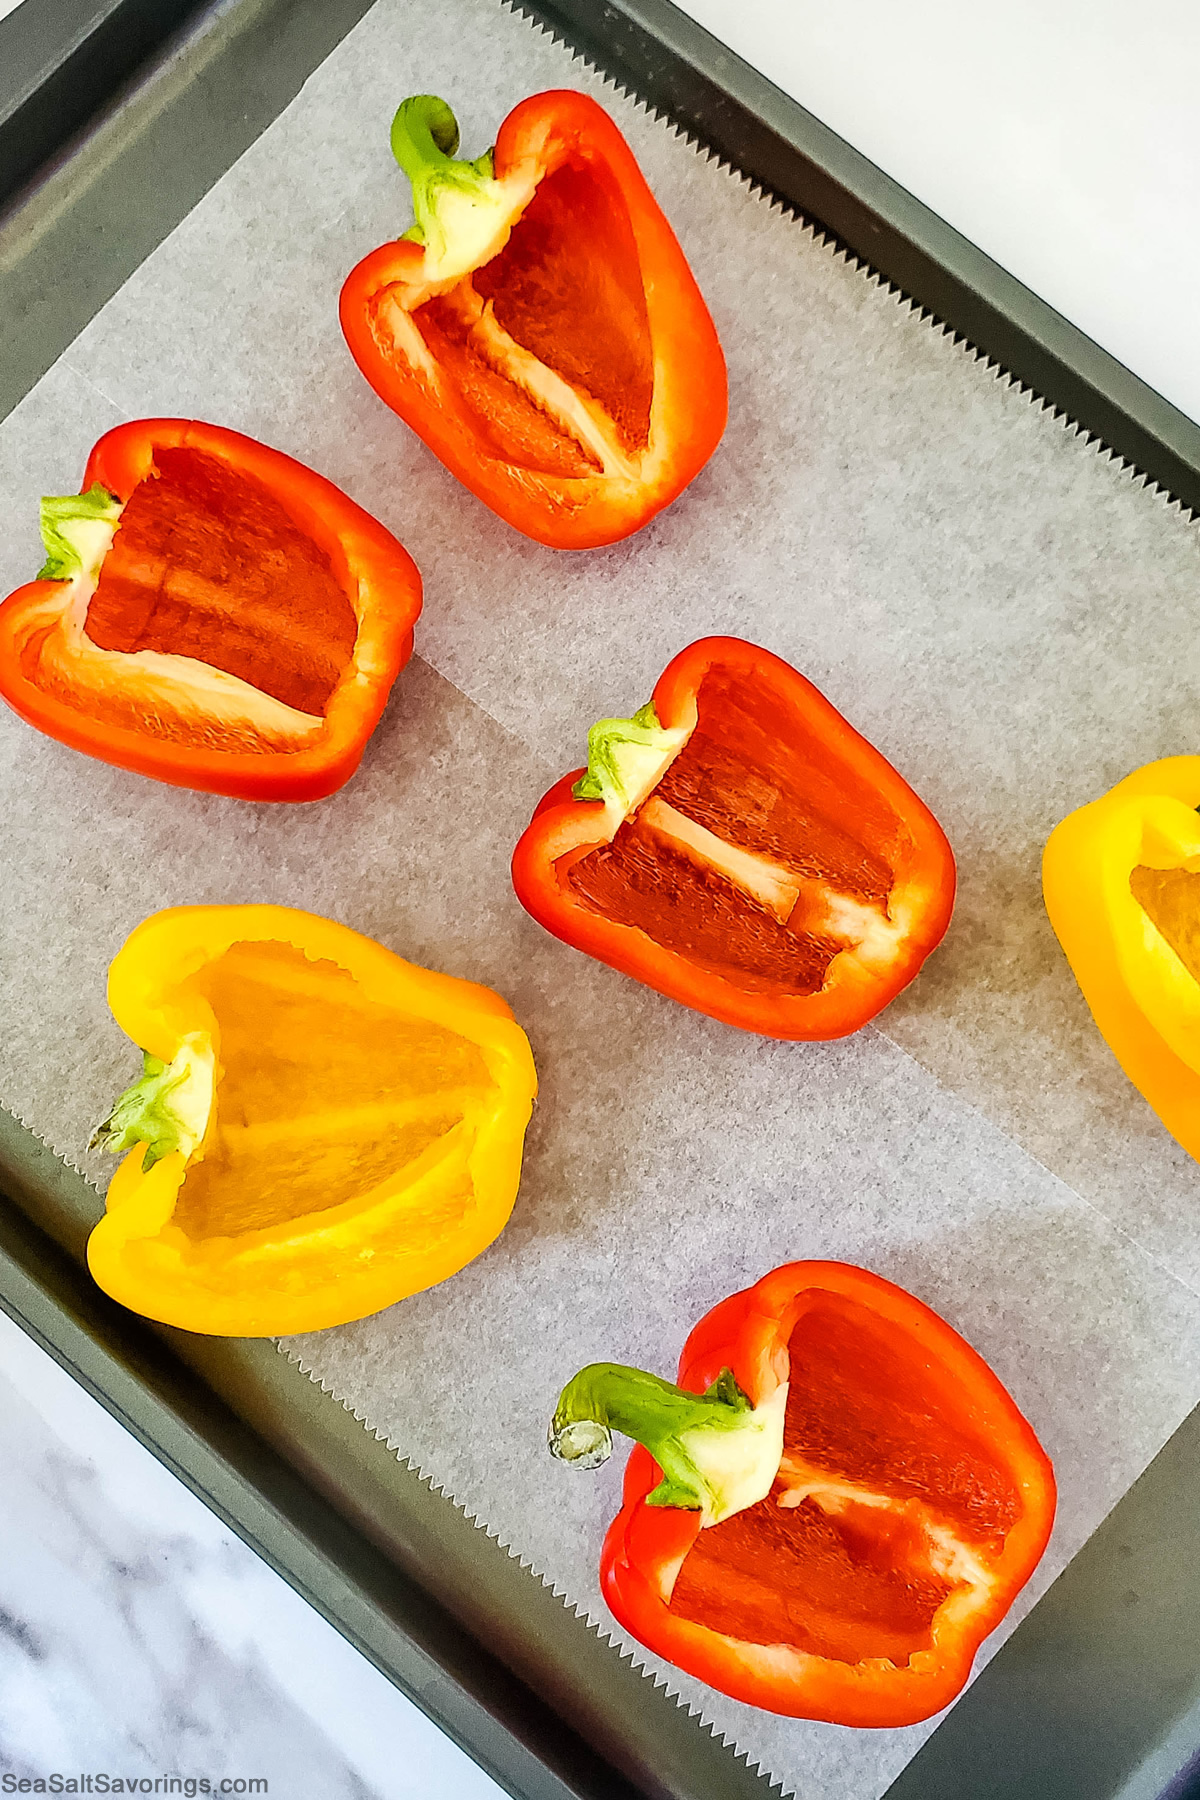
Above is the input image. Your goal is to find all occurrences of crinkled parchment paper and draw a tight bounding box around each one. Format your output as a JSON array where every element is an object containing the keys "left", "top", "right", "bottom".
[{"left": 2, "top": 3, "right": 1200, "bottom": 1795}]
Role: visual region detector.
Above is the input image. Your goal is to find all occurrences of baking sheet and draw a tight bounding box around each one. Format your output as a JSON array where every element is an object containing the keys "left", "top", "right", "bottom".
[
  {"left": 2, "top": 1, "right": 1200, "bottom": 1795},
  {"left": 49, "top": 0, "right": 1200, "bottom": 1286}
]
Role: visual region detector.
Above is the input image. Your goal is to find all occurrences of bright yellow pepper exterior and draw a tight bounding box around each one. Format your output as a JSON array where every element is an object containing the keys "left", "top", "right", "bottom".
[
  {"left": 88, "top": 904, "right": 537, "bottom": 1335},
  {"left": 1043, "top": 756, "right": 1200, "bottom": 1163}
]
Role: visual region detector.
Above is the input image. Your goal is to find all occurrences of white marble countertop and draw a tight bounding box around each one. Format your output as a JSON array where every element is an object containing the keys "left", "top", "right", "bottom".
[
  {"left": 674, "top": 0, "right": 1200, "bottom": 426},
  {"left": 0, "top": 1307, "right": 505, "bottom": 1797}
]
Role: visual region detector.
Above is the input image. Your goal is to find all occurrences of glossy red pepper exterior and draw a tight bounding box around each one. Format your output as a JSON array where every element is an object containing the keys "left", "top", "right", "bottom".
[
  {"left": 340, "top": 90, "right": 727, "bottom": 549},
  {"left": 512, "top": 637, "right": 955, "bottom": 1037},
  {"left": 599, "top": 1263, "right": 1056, "bottom": 1726},
  {"left": 0, "top": 420, "right": 422, "bottom": 802}
]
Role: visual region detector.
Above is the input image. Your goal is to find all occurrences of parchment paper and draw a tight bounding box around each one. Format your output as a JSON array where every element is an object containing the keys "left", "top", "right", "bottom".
[{"left": 2, "top": 2, "right": 1200, "bottom": 1795}]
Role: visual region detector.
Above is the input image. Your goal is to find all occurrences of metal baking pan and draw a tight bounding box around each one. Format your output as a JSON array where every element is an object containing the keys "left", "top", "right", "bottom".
[
  {"left": 0, "top": 0, "right": 208, "bottom": 210},
  {"left": 1, "top": 1, "right": 1199, "bottom": 1795}
]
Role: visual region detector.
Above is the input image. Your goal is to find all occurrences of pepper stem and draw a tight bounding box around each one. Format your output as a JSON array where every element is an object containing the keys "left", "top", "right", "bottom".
[
  {"left": 571, "top": 702, "right": 692, "bottom": 828},
  {"left": 37, "top": 485, "right": 123, "bottom": 582},
  {"left": 389, "top": 94, "right": 498, "bottom": 255},
  {"left": 391, "top": 94, "right": 463, "bottom": 176},
  {"left": 90, "top": 1035, "right": 215, "bottom": 1173},
  {"left": 550, "top": 1362, "right": 785, "bottom": 1526}
]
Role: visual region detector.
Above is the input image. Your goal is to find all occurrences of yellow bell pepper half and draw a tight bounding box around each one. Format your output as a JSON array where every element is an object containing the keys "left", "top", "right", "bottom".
[
  {"left": 1043, "top": 756, "right": 1200, "bottom": 1163},
  {"left": 88, "top": 905, "right": 537, "bottom": 1335}
]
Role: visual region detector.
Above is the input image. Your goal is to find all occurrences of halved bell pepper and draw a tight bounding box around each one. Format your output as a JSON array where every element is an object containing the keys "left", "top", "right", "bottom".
[
  {"left": 0, "top": 420, "right": 423, "bottom": 801},
  {"left": 1043, "top": 756, "right": 1200, "bottom": 1162},
  {"left": 511, "top": 637, "right": 956, "bottom": 1037},
  {"left": 88, "top": 905, "right": 537, "bottom": 1335},
  {"left": 551, "top": 1262, "right": 1055, "bottom": 1726},
  {"left": 340, "top": 90, "right": 727, "bottom": 548}
]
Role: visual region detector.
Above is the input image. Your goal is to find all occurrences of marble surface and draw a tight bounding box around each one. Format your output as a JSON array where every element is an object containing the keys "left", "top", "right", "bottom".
[
  {"left": 0, "top": 1307, "right": 506, "bottom": 1798},
  {"left": 674, "top": 0, "right": 1200, "bottom": 428}
]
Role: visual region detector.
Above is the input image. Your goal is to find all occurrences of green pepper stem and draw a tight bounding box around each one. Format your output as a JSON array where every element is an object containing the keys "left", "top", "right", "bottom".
[
  {"left": 550, "top": 1362, "right": 759, "bottom": 1519},
  {"left": 90, "top": 1036, "right": 214, "bottom": 1172},
  {"left": 37, "top": 485, "right": 122, "bottom": 582},
  {"left": 391, "top": 94, "right": 462, "bottom": 179},
  {"left": 389, "top": 94, "right": 496, "bottom": 251},
  {"left": 571, "top": 701, "right": 692, "bottom": 825}
]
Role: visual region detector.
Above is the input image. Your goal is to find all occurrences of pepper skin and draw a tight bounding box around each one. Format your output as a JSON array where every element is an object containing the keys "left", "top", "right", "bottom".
[
  {"left": 551, "top": 1263, "right": 1056, "bottom": 1726},
  {"left": 0, "top": 420, "right": 422, "bottom": 801},
  {"left": 88, "top": 905, "right": 537, "bottom": 1336},
  {"left": 1044, "top": 756, "right": 1200, "bottom": 1163},
  {"left": 340, "top": 91, "right": 727, "bottom": 549},
  {"left": 512, "top": 637, "right": 955, "bottom": 1037}
]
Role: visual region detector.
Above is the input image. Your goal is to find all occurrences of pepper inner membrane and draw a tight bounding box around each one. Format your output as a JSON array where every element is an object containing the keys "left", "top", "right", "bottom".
[
  {"left": 83, "top": 447, "right": 358, "bottom": 715},
  {"left": 568, "top": 665, "right": 904, "bottom": 995},
  {"left": 668, "top": 1292, "right": 1021, "bottom": 1664},
  {"left": 171, "top": 940, "right": 496, "bottom": 1241},
  {"left": 1131, "top": 863, "right": 1200, "bottom": 983},
  {"left": 411, "top": 158, "right": 654, "bottom": 476}
]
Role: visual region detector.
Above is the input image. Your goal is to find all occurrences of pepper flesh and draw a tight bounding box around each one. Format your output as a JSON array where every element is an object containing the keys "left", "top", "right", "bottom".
[
  {"left": 1043, "top": 755, "right": 1200, "bottom": 1163},
  {"left": 553, "top": 1262, "right": 1055, "bottom": 1726},
  {"left": 511, "top": 637, "right": 956, "bottom": 1037},
  {"left": 87, "top": 905, "right": 537, "bottom": 1336},
  {"left": 0, "top": 420, "right": 423, "bottom": 801},
  {"left": 339, "top": 91, "right": 727, "bottom": 549}
]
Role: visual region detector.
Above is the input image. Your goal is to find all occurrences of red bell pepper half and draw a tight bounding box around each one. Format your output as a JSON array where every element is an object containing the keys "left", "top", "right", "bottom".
[
  {"left": 340, "top": 90, "right": 727, "bottom": 549},
  {"left": 511, "top": 637, "right": 955, "bottom": 1037},
  {"left": 550, "top": 1262, "right": 1056, "bottom": 1726},
  {"left": 0, "top": 420, "right": 422, "bottom": 802}
]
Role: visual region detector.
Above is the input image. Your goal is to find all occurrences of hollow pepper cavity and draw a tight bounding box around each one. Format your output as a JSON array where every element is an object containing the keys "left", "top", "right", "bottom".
[
  {"left": 1044, "top": 755, "right": 1200, "bottom": 1163},
  {"left": 340, "top": 90, "right": 727, "bottom": 548},
  {"left": 511, "top": 636, "right": 956, "bottom": 1037},
  {"left": 550, "top": 1262, "right": 1056, "bottom": 1726},
  {"left": 88, "top": 905, "right": 537, "bottom": 1335},
  {"left": 0, "top": 420, "right": 423, "bottom": 801}
]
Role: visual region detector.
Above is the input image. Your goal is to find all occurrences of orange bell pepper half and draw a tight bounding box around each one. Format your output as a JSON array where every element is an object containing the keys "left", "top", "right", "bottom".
[
  {"left": 340, "top": 90, "right": 727, "bottom": 548},
  {"left": 88, "top": 904, "right": 537, "bottom": 1336},
  {"left": 511, "top": 637, "right": 956, "bottom": 1037},
  {"left": 0, "top": 420, "right": 422, "bottom": 801},
  {"left": 550, "top": 1262, "right": 1056, "bottom": 1726},
  {"left": 1043, "top": 755, "right": 1200, "bottom": 1163}
]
